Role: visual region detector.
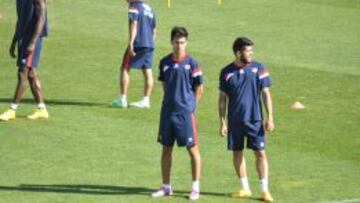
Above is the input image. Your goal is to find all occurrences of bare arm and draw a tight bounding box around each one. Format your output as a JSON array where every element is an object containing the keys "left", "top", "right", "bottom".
[
  {"left": 156, "top": 81, "right": 165, "bottom": 142},
  {"left": 28, "top": 0, "right": 46, "bottom": 53},
  {"left": 128, "top": 20, "right": 138, "bottom": 56},
  {"left": 9, "top": 22, "right": 20, "bottom": 58},
  {"left": 261, "top": 87, "right": 275, "bottom": 132},
  {"left": 152, "top": 28, "right": 157, "bottom": 42},
  {"left": 218, "top": 91, "right": 228, "bottom": 137},
  {"left": 194, "top": 84, "right": 204, "bottom": 104},
  {"left": 161, "top": 82, "right": 165, "bottom": 91}
]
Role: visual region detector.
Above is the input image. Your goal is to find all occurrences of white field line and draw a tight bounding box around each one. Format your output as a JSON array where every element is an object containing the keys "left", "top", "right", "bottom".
[{"left": 320, "top": 198, "right": 360, "bottom": 203}]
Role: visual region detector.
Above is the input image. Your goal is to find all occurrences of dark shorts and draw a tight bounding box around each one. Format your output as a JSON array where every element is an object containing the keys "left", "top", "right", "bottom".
[
  {"left": 227, "top": 121, "right": 265, "bottom": 151},
  {"left": 121, "top": 47, "right": 153, "bottom": 70},
  {"left": 158, "top": 110, "right": 198, "bottom": 147},
  {"left": 17, "top": 37, "right": 43, "bottom": 70}
]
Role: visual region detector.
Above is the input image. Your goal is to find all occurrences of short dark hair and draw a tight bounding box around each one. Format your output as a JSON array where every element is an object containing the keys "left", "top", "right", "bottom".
[
  {"left": 171, "top": 26, "right": 188, "bottom": 41},
  {"left": 232, "top": 37, "right": 254, "bottom": 54}
]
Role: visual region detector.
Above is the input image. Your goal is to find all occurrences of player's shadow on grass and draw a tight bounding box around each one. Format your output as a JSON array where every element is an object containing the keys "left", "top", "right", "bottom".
[
  {"left": 0, "top": 184, "right": 228, "bottom": 198},
  {"left": 0, "top": 98, "right": 106, "bottom": 107},
  {"left": 0, "top": 184, "right": 152, "bottom": 195}
]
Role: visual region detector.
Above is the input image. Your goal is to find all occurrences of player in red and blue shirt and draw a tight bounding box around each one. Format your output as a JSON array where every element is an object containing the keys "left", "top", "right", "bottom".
[
  {"left": 218, "top": 37, "right": 275, "bottom": 202},
  {"left": 0, "top": 0, "right": 49, "bottom": 121},
  {"left": 127, "top": 0, "right": 155, "bottom": 49},
  {"left": 111, "top": 0, "right": 157, "bottom": 109},
  {"left": 158, "top": 53, "right": 203, "bottom": 114},
  {"left": 151, "top": 27, "right": 203, "bottom": 201}
]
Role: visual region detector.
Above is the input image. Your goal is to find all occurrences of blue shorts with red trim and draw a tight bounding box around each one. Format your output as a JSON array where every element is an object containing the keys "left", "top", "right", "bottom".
[
  {"left": 121, "top": 47, "right": 153, "bottom": 70},
  {"left": 227, "top": 121, "right": 265, "bottom": 151},
  {"left": 17, "top": 37, "right": 43, "bottom": 70},
  {"left": 158, "top": 110, "right": 198, "bottom": 147}
]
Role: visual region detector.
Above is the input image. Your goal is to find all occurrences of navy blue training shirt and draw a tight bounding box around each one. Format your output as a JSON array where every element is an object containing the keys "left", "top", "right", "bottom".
[
  {"left": 16, "top": 0, "right": 48, "bottom": 40},
  {"left": 128, "top": 1, "right": 156, "bottom": 48},
  {"left": 159, "top": 53, "right": 204, "bottom": 113},
  {"left": 219, "top": 61, "right": 271, "bottom": 123}
]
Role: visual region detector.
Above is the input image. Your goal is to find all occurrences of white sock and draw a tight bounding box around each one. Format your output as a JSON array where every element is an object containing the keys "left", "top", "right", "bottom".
[
  {"left": 240, "top": 177, "right": 250, "bottom": 191},
  {"left": 191, "top": 180, "right": 200, "bottom": 192},
  {"left": 162, "top": 184, "right": 171, "bottom": 190},
  {"left": 143, "top": 96, "right": 150, "bottom": 103},
  {"left": 118, "top": 95, "right": 127, "bottom": 102},
  {"left": 260, "top": 178, "right": 268, "bottom": 192},
  {"left": 10, "top": 103, "right": 18, "bottom": 110},
  {"left": 38, "top": 103, "right": 46, "bottom": 109}
]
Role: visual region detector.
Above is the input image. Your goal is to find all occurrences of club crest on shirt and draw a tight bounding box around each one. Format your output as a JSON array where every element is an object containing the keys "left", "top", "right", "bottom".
[
  {"left": 251, "top": 67, "right": 258, "bottom": 73},
  {"left": 184, "top": 64, "right": 191, "bottom": 70},
  {"left": 174, "top": 64, "right": 179, "bottom": 69}
]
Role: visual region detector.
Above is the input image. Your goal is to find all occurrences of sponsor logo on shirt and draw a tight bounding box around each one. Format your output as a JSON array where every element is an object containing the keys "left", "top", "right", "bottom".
[
  {"left": 163, "top": 65, "right": 170, "bottom": 72},
  {"left": 239, "top": 69, "right": 245, "bottom": 74}
]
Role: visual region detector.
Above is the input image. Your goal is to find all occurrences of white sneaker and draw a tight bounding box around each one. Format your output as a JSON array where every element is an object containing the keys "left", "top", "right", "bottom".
[
  {"left": 189, "top": 189, "right": 200, "bottom": 201},
  {"left": 129, "top": 100, "right": 150, "bottom": 108},
  {"left": 111, "top": 98, "right": 128, "bottom": 108},
  {"left": 151, "top": 186, "right": 173, "bottom": 198}
]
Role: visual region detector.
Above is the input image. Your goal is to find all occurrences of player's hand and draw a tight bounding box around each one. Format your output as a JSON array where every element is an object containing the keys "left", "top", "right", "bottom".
[
  {"left": 264, "top": 119, "right": 275, "bottom": 132},
  {"left": 26, "top": 42, "right": 35, "bottom": 56},
  {"left": 9, "top": 42, "right": 16, "bottom": 58},
  {"left": 128, "top": 45, "right": 136, "bottom": 57},
  {"left": 219, "top": 123, "right": 228, "bottom": 137}
]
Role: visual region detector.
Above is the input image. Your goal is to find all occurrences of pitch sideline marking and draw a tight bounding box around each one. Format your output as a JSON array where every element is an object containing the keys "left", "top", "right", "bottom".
[{"left": 321, "top": 198, "right": 360, "bottom": 203}]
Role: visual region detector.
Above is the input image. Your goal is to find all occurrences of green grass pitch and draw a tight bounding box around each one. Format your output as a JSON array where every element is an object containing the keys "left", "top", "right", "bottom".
[{"left": 0, "top": 0, "right": 359, "bottom": 202}]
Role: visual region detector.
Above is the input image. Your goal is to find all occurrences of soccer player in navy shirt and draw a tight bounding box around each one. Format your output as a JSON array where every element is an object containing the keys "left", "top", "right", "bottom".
[
  {"left": 0, "top": 0, "right": 49, "bottom": 121},
  {"left": 151, "top": 27, "right": 204, "bottom": 201},
  {"left": 218, "top": 37, "right": 274, "bottom": 202},
  {"left": 111, "top": 0, "right": 156, "bottom": 109}
]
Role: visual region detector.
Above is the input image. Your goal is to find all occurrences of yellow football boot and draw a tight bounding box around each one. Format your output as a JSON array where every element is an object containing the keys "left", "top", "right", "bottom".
[
  {"left": 27, "top": 108, "right": 49, "bottom": 120},
  {"left": 231, "top": 189, "right": 252, "bottom": 198},
  {"left": 0, "top": 109, "right": 16, "bottom": 121},
  {"left": 259, "top": 191, "right": 274, "bottom": 202}
]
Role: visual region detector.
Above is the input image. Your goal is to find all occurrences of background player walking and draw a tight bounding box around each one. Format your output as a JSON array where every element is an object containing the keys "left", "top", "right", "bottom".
[
  {"left": 111, "top": 0, "right": 156, "bottom": 109},
  {"left": 0, "top": 0, "right": 49, "bottom": 121}
]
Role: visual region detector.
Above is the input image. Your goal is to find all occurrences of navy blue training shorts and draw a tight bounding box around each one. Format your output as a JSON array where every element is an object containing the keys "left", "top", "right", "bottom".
[
  {"left": 17, "top": 37, "right": 43, "bottom": 70},
  {"left": 227, "top": 121, "right": 266, "bottom": 151},
  {"left": 158, "top": 110, "right": 198, "bottom": 147},
  {"left": 121, "top": 47, "right": 154, "bottom": 70}
]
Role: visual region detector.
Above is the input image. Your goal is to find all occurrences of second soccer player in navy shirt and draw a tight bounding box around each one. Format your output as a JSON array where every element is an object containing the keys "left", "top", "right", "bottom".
[
  {"left": 151, "top": 27, "right": 204, "bottom": 201},
  {"left": 218, "top": 37, "right": 275, "bottom": 202}
]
